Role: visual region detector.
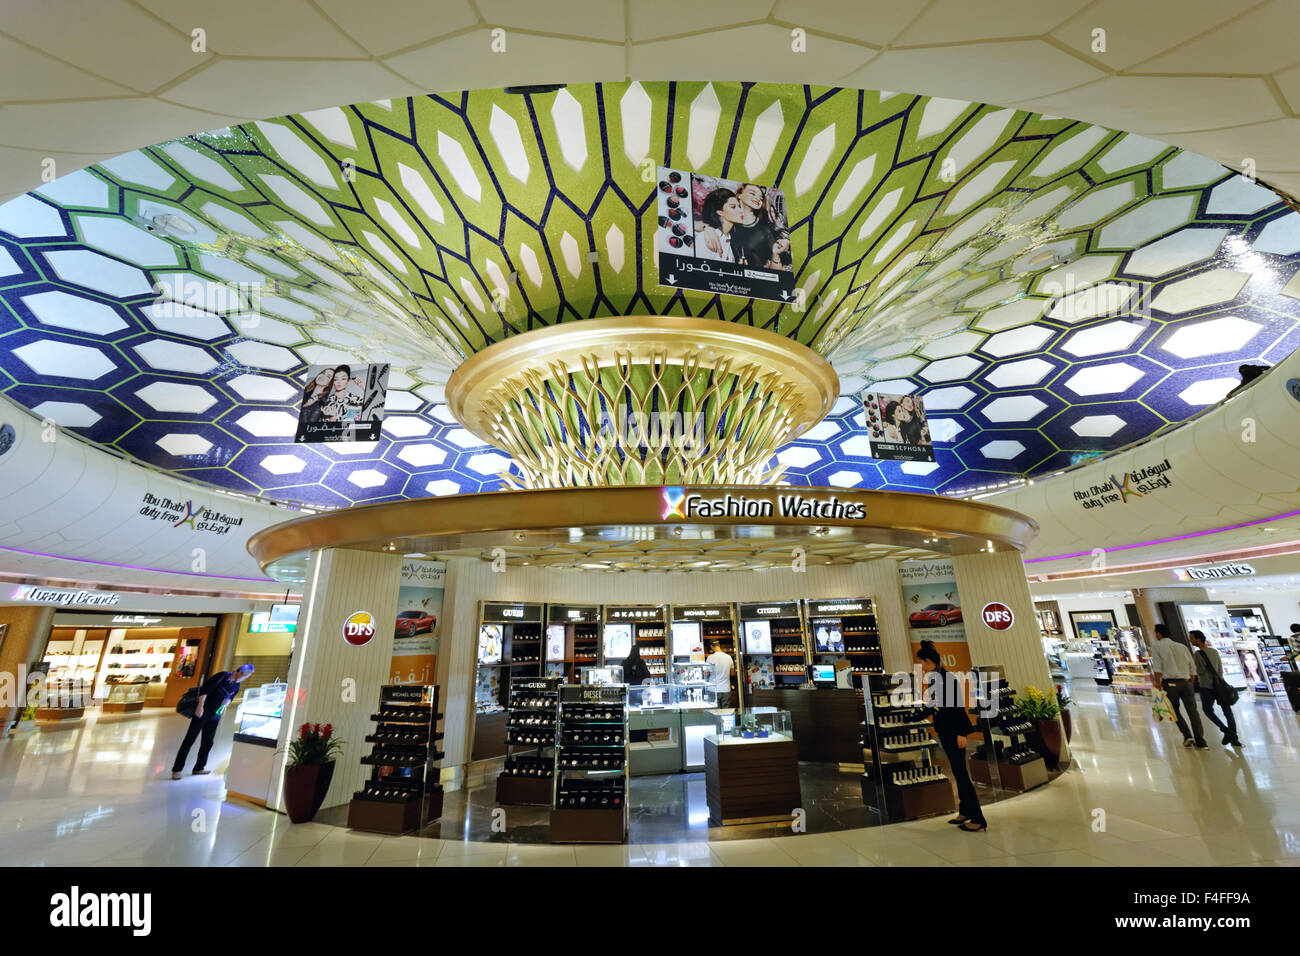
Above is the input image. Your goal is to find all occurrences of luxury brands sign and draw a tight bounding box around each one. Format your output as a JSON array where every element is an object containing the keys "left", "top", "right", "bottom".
[
  {"left": 1175, "top": 563, "right": 1256, "bottom": 581},
  {"left": 1073, "top": 459, "right": 1173, "bottom": 511},
  {"left": 662, "top": 487, "right": 865, "bottom": 521},
  {"left": 11, "top": 585, "right": 120, "bottom": 607}
]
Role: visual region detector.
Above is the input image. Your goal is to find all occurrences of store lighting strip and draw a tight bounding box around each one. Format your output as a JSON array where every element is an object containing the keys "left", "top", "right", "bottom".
[
  {"left": 0, "top": 543, "right": 277, "bottom": 582},
  {"left": 270, "top": 552, "right": 324, "bottom": 812},
  {"left": 1026, "top": 508, "right": 1300, "bottom": 564}
]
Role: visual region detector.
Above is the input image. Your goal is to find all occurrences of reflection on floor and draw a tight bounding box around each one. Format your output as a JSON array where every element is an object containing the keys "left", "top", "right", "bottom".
[{"left": 1, "top": 682, "right": 1298, "bottom": 866}]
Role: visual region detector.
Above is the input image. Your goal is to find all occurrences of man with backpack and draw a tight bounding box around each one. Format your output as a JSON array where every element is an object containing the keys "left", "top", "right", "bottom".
[
  {"left": 1189, "top": 630, "right": 1242, "bottom": 747},
  {"left": 171, "top": 663, "right": 255, "bottom": 779}
]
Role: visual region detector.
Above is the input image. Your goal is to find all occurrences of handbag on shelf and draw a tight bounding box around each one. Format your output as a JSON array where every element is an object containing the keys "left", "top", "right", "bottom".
[{"left": 1151, "top": 688, "right": 1175, "bottom": 722}]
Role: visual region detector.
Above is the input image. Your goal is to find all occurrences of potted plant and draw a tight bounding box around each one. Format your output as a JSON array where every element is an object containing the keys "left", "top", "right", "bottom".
[
  {"left": 283, "top": 722, "right": 344, "bottom": 823},
  {"left": 1056, "top": 684, "right": 1073, "bottom": 743},
  {"left": 1015, "top": 685, "right": 1063, "bottom": 769}
]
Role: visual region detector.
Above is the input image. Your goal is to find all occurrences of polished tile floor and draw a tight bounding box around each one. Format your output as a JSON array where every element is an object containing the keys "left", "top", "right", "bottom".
[{"left": 2, "top": 683, "right": 1298, "bottom": 866}]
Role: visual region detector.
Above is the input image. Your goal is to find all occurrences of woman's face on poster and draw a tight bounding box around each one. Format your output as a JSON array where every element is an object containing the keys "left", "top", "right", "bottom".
[
  {"left": 332, "top": 369, "right": 350, "bottom": 392},
  {"left": 314, "top": 368, "right": 333, "bottom": 389},
  {"left": 739, "top": 184, "right": 764, "bottom": 210},
  {"left": 719, "top": 195, "right": 746, "bottom": 225}
]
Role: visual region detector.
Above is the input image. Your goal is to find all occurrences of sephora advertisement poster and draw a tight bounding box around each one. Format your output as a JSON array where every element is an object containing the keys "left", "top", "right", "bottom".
[
  {"left": 655, "top": 167, "right": 794, "bottom": 303},
  {"left": 863, "top": 391, "right": 935, "bottom": 463},
  {"left": 390, "top": 559, "right": 444, "bottom": 686},
  {"left": 297, "top": 363, "right": 390, "bottom": 443}
]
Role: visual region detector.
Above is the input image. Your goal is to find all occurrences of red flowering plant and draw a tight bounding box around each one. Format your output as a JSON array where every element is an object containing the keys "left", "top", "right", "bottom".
[{"left": 285, "top": 722, "right": 345, "bottom": 768}]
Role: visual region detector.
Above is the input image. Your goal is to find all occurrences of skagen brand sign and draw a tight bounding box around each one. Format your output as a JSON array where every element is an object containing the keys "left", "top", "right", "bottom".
[
  {"left": 12, "top": 585, "right": 120, "bottom": 607},
  {"left": 607, "top": 606, "right": 663, "bottom": 621},
  {"left": 662, "top": 487, "right": 866, "bottom": 521},
  {"left": 1175, "top": 563, "right": 1256, "bottom": 582}
]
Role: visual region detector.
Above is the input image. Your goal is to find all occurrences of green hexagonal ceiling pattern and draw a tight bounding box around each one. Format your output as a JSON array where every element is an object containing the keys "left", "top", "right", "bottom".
[{"left": 2, "top": 81, "right": 1299, "bottom": 507}]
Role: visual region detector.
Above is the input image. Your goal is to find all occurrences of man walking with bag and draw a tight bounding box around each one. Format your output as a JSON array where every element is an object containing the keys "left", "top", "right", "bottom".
[
  {"left": 1189, "top": 629, "right": 1242, "bottom": 747},
  {"left": 1149, "top": 623, "right": 1208, "bottom": 749},
  {"left": 171, "top": 663, "right": 254, "bottom": 779}
]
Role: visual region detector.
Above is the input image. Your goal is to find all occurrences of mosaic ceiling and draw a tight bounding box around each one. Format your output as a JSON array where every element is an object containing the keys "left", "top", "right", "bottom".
[{"left": 1, "top": 81, "right": 1299, "bottom": 508}]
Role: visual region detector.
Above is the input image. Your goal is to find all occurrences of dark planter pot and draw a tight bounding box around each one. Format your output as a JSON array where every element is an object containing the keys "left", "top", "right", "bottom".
[
  {"left": 1061, "top": 708, "right": 1073, "bottom": 744},
  {"left": 1034, "top": 718, "right": 1063, "bottom": 770},
  {"left": 284, "top": 761, "right": 335, "bottom": 823}
]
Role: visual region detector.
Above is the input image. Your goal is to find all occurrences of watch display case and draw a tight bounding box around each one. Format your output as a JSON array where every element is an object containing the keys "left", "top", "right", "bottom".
[
  {"left": 472, "top": 602, "right": 544, "bottom": 760},
  {"left": 859, "top": 671, "right": 954, "bottom": 820},
  {"left": 670, "top": 604, "right": 735, "bottom": 698},
  {"left": 605, "top": 605, "right": 667, "bottom": 683},
  {"left": 551, "top": 683, "right": 628, "bottom": 843},
  {"left": 970, "top": 676, "right": 1049, "bottom": 791},
  {"left": 711, "top": 706, "right": 792, "bottom": 739},
  {"left": 497, "top": 676, "right": 560, "bottom": 805},
  {"left": 738, "top": 601, "right": 806, "bottom": 693},
  {"left": 348, "top": 684, "right": 444, "bottom": 834},
  {"left": 806, "top": 598, "right": 878, "bottom": 681},
  {"left": 545, "top": 604, "right": 600, "bottom": 682},
  {"left": 232, "top": 681, "right": 287, "bottom": 746}
]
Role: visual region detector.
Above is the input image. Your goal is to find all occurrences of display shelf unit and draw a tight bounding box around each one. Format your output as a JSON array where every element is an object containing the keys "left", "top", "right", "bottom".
[
  {"left": 550, "top": 683, "right": 628, "bottom": 843},
  {"left": 670, "top": 603, "right": 735, "bottom": 699},
  {"left": 1092, "top": 641, "right": 1117, "bottom": 686},
  {"left": 738, "top": 601, "right": 806, "bottom": 693},
  {"left": 1247, "top": 636, "right": 1291, "bottom": 699},
  {"left": 472, "top": 602, "right": 544, "bottom": 759},
  {"left": 545, "top": 604, "right": 600, "bottom": 683},
  {"left": 1160, "top": 601, "right": 1247, "bottom": 689},
  {"left": 95, "top": 636, "right": 177, "bottom": 699},
  {"left": 497, "top": 676, "right": 560, "bottom": 805},
  {"left": 605, "top": 605, "right": 667, "bottom": 684},
  {"left": 806, "top": 598, "right": 878, "bottom": 678},
  {"left": 348, "top": 684, "right": 444, "bottom": 834},
  {"left": 41, "top": 634, "right": 105, "bottom": 687},
  {"left": 970, "top": 677, "right": 1048, "bottom": 792},
  {"left": 859, "top": 672, "right": 954, "bottom": 820}
]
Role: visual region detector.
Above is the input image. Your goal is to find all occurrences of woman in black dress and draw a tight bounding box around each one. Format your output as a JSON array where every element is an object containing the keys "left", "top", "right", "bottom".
[{"left": 917, "top": 640, "right": 987, "bottom": 832}]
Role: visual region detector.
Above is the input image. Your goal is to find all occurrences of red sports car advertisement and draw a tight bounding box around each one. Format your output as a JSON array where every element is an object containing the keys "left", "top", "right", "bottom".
[{"left": 390, "top": 559, "right": 445, "bottom": 685}]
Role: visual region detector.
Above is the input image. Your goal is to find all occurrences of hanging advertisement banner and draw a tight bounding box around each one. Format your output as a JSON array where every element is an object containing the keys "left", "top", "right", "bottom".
[
  {"left": 390, "top": 559, "right": 445, "bottom": 685},
  {"left": 862, "top": 391, "right": 935, "bottom": 463},
  {"left": 899, "top": 558, "right": 971, "bottom": 674},
  {"left": 655, "top": 167, "right": 794, "bottom": 303},
  {"left": 296, "top": 362, "right": 390, "bottom": 443}
]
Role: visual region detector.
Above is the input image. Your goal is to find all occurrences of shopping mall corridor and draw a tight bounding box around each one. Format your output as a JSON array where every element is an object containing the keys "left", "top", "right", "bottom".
[{"left": 1, "top": 684, "right": 1297, "bottom": 867}]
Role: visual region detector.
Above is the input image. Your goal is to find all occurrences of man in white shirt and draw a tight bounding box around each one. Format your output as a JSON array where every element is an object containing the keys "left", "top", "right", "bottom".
[
  {"left": 1149, "top": 623, "right": 1207, "bottom": 749},
  {"left": 706, "top": 641, "right": 734, "bottom": 708}
]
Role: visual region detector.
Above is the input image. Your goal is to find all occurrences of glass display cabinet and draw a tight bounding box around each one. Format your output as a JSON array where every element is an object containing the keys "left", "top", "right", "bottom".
[
  {"left": 102, "top": 680, "right": 147, "bottom": 713},
  {"left": 710, "top": 706, "right": 793, "bottom": 741},
  {"left": 232, "top": 681, "right": 287, "bottom": 746}
]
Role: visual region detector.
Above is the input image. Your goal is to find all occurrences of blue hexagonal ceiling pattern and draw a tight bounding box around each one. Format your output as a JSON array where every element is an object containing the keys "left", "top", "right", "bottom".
[{"left": 1, "top": 81, "right": 1299, "bottom": 508}]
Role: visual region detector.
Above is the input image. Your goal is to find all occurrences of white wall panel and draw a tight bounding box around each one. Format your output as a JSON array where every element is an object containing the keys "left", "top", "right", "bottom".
[{"left": 268, "top": 547, "right": 401, "bottom": 811}]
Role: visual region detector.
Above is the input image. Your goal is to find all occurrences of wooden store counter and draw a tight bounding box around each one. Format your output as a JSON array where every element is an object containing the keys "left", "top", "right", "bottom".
[{"left": 746, "top": 688, "right": 864, "bottom": 764}]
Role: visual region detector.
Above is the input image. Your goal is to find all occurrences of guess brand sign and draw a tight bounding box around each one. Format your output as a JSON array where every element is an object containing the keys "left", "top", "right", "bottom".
[
  {"left": 981, "top": 603, "right": 1015, "bottom": 631},
  {"left": 343, "top": 610, "right": 377, "bottom": 646}
]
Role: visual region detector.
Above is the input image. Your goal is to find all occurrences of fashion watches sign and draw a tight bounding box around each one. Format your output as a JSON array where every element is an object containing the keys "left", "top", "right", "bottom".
[
  {"left": 662, "top": 487, "right": 865, "bottom": 521},
  {"left": 1073, "top": 459, "right": 1173, "bottom": 511}
]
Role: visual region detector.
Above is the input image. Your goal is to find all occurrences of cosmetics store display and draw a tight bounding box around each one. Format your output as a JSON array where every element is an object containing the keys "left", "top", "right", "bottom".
[
  {"left": 348, "top": 684, "right": 444, "bottom": 834},
  {"left": 550, "top": 684, "right": 628, "bottom": 843},
  {"left": 497, "top": 676, "right": 560, "bottom": 805},
  {"left": 1091, "top": 639, "right": 1117, "bottom": 686},
  {"left": 605, "top": 605, "right": 667, "bottom": 683},
  {"left": 738, "top": 601, "right": 806, "bottom": 693},
  {"left": 859, "top": 671, "right": 954, "bottom": 820},
  {"left": 1159, "top": 601, "right": 1247, "bottom": 689},
  {"left": 1107, "top": 626, "right": 1152, "bottom": 695},
  {"left": 1240, "top": 636, "right": 1291, "bottom": 699},
  {"left": 970, "top": 676, "right": 1048, "bottom": 792}
]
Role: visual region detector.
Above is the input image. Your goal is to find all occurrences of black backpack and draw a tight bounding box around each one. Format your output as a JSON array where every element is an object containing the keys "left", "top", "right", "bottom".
[{"left": 176, "top": 687, "right": 200, "bottom": 718}]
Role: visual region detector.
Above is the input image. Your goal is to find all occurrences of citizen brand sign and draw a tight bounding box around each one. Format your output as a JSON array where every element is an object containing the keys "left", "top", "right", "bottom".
[
  {"left": 677, "top": 491, "right": 865, "bottom": 521},
  {"left": 1175, "top": 563, "right": 1256, "bottom": 581}
]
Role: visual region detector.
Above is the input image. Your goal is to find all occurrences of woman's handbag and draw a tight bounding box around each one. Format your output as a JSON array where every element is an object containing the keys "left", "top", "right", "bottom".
[{"left": 176, "top": 687, "right": 199, "bottom": 718}]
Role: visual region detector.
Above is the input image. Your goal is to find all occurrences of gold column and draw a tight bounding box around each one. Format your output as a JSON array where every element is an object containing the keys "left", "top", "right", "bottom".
[
  {"left": 207, "top": 613, "right": 241, "bottom": 674},
  {"left": 0, "top": 605, "right": 55, "bottom": 729}
]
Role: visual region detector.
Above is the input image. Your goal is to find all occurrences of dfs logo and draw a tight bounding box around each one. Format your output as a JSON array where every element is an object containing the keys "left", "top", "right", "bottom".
[{"left": 343, "top": 610, "right": 377, "bottom": 646}]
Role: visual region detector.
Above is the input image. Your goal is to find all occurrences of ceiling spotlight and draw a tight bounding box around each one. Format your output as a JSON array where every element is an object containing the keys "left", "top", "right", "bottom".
[
  {"left": 513, "top": 531, "right": 525, "bottom": 541},
  {"left": 672, "top": 526, "right": 683, "bottom": 537},
  {"left": 810, "top": 526, "right": 829, "bottom": 536}
]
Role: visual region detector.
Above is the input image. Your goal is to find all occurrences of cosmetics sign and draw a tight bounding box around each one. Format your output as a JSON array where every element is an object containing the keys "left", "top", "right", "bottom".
[{"left": 655, "top": 166, "right": 795, "bottom": 304}]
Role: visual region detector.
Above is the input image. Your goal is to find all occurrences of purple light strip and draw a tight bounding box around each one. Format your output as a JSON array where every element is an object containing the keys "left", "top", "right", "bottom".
[
  {"left": 0, "top": 543, "right": 276, "bottom": 582},
  {"left": 1025, "top": 509, "right": 1300, "bottom": 563}
]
